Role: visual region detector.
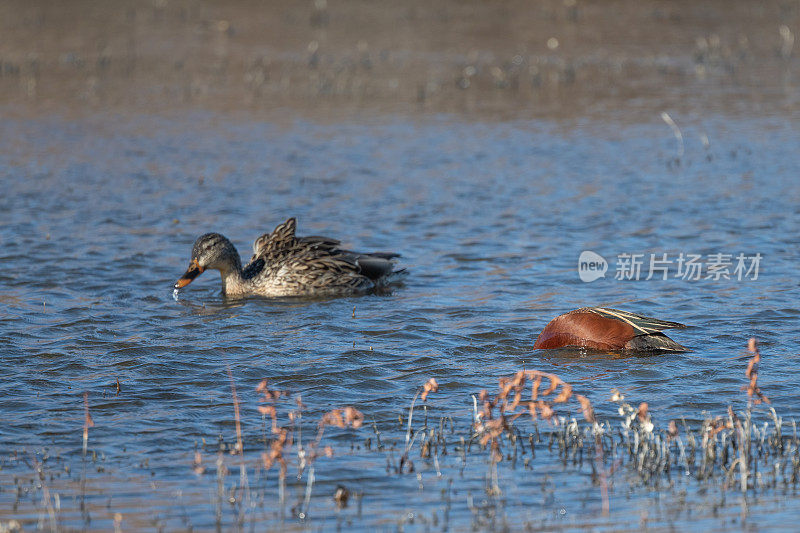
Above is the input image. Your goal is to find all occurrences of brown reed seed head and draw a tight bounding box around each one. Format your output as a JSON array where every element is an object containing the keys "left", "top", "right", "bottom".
[
  {"left": 523, "top": 371, "right": 570, "bottom": 401},
  {"left": 498, "top": 372, "right": 525, "bottom": 402},
  {"left": 257, "top": 379, "right": 284, "bottom": 401},
  {"left": 743, "top": 337, "right": 770, "bottom": 404},
  {"left": 421, "top": 378, "right": 439, "bottom": 401},
  {"left": 482, "top": 400, "right": 494, "bottom": 420},
  {"left": 637, "top": 402, "right": 649, "bottom": 422},
  {"left": 264, "top": 390, "right": 283, "bottom": 401},
  {"left": 553, "top": 383, "right": 573, "bottom": 404},
  {"left": 262, "top": 429, "right": 289, "bottom": 471},
  {"left": 479, "top": 418, "right": 506, "bottom": 446},
  {"left": 539, "top": 402, "right": 555, "bottom": 421},
  {"left": 192, "top": 451, "right": 205, "bottom": 475},
  {"left": 343, "top": 406, "right": 364, "bottom": 428},
  {"left": 531, "top": 375, "right": 542, "bottom": 400},
  {"left": 257, "top": 405, "right": 280, "bottom": 433},
  {"left": 506, "top": 390, "right": 522, "bottom": 412},
  {"left": 320, "top": 407, "right": 364, "bottom": 429},
  {"left": 261, "top": 451, "right": 274, "bottom": 470},
  {"left": 257, "top": 405, "right": 276, "bottom": 416},
  {"left": 668, "top": 420, "right": 679, "bottom": 438},
  {"left": 321, "top": 410, "right": 345, "bottom": 428},
  {"left": 575, "top": 394, "right": 595, "bottom": 423},
  {"left": 542, "top": 376, "right": 559, "bottom": 396},
  {"left": 487, "top": 370, "right": 583, "bottom": 425},
  {"left": 527, "top": 400, "right": 555, "bottom": 422}
]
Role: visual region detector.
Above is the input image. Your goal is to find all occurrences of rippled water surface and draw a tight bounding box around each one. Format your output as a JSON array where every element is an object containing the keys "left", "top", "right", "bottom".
[{"left": 1, "top": 110, "right": 799, "bottom": 530}]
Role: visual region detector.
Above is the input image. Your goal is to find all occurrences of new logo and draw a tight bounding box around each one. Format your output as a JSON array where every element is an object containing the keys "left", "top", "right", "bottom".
[{"left": 578, "top": 251, "right": 608, "bottom": 282}]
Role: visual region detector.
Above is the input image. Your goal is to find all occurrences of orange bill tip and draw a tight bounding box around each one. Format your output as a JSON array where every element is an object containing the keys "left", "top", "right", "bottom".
[
  {"left": 175, "top": 277, "right": 194, "bottom": 289},
  {"left": 175, "top": 259, "right": 203, "bottom": 289}
]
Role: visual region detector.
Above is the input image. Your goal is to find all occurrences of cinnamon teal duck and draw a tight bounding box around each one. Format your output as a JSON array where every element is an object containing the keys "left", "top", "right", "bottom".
[{"left": 533, "top": 307, "right": 688, "bottom": 352}]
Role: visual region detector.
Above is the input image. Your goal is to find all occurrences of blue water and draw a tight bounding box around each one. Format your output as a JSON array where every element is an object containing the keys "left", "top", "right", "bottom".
[{"left": 1, "top": 110, "right": 799, "bottom": 530}]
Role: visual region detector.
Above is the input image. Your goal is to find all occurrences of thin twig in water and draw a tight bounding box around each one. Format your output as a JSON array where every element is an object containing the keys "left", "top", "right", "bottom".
[
  {"left": 225, "top": 364, "right": 244, "bottom": 455},
  {"left": 661, "top": 111, "right": 684, "bottom": 158}
]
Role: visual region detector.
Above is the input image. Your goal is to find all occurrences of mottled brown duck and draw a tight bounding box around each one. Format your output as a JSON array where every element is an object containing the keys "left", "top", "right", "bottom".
[{"left": 175, "top": 218, "right": 401, "bottom": 297}]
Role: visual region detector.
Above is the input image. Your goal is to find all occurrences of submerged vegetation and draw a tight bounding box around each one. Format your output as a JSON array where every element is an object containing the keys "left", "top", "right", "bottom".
[{"left": 2, "top": 338, "right": 796, "bottom": 530}]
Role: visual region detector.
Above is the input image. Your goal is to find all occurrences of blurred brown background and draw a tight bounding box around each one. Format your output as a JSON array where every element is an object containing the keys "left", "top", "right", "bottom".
[{"left": 1, "top": 0, "right": 798, "bottom": 119}]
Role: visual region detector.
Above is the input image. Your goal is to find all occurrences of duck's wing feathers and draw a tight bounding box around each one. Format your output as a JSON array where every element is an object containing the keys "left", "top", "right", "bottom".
[
  {"left": 264, "top": 246, "right": 399, "bottom": 291},
  {"left": 252, "top": 217, "right": 299, "bottom": 257},
  {"left": 243, "top": 218, "right": 299, "bottom": 279},
  {"left": 585, "top": 307, "right": 687, "bottom": 335},
  {"left": 273, "top": 251, "right": 369, "bottom": 292},
  {"left": 253, "top": 219, "right": 347, "bottom": 259},
  {"left": 246, "top": 218, "right": 401, "bottom": 289},
  {"left": 298, "top": 235, "right": 341, "bottom": 248}
]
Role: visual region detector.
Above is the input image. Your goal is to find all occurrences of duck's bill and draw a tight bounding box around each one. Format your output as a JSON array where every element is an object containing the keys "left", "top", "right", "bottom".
[{"left": 175, "top": 260, "right": 204, "bottom": 289}]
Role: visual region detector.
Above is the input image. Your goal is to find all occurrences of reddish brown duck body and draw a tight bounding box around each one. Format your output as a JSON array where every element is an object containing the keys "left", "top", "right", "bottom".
[{"left": 533, "top": 307, "right": 688, "bottom": 352}]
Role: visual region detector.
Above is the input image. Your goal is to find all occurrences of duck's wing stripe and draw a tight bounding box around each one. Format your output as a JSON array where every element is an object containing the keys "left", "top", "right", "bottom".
[{"left": 589, "top": 307, "right": 687, "bottom": 335}]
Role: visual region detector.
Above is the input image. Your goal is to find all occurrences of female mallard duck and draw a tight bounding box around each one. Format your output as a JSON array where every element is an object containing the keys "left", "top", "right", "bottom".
[
  {"left": 174, "top": 218, "right": 402, "bottom": 297},
  {"left": 533, "top": 307, "right": 688, "bottom": 352}
]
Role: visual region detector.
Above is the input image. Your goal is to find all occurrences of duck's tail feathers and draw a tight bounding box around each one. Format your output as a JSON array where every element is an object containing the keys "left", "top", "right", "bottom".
[
  {"left": 354, "top": 255, "right": 399, "bottom": 280},
  {"left": 626, "top": 333, "right": 689, "bottom": 353}
]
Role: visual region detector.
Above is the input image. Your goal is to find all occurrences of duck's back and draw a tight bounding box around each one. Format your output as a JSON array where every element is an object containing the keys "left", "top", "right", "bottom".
[{"left": 244, "top": 218, "right": 399, "bottom": 296}]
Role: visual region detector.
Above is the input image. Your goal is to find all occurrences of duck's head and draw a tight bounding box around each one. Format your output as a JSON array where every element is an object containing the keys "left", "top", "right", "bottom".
[{"left": 175, "top": 233, "right": 239, "bottom": 289}]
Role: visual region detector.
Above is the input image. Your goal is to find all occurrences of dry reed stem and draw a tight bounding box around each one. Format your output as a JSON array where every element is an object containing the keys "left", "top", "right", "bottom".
[
  {"left": 404, "top": 378, "right": 439, "bottom": 453},
  {"left": 31, "top": 455, "right": 57, "bottom": 531},
  {"left": 668, "top": 420, "right": 679, "bottom": 440},
  {"left": 225, "top": 364, "right": 244, "bottom": 454},
  {"left": 290, "top": 405, "right": 365, "bottom": 518},
  {"left": 82, "top": 392, "right": 94, "bottom": 456}
]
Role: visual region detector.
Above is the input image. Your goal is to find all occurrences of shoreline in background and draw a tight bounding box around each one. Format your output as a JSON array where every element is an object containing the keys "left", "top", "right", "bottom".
[{"left": 1, "top": 0, "right": 798, "bottom": 122}]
